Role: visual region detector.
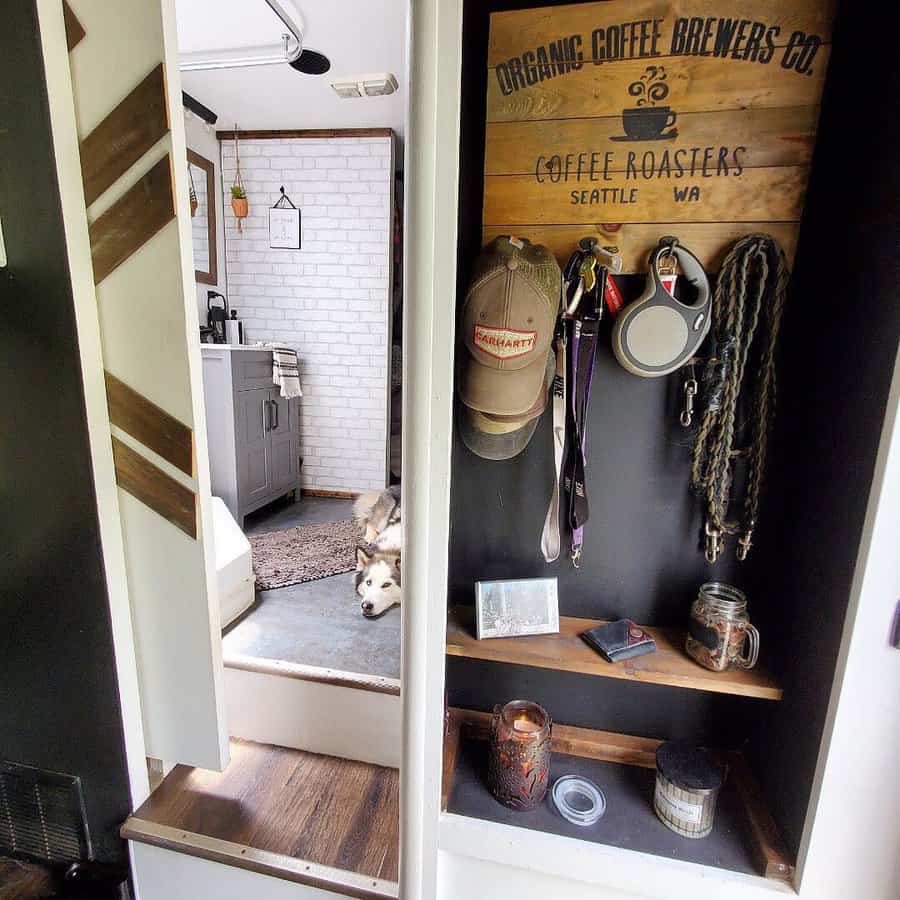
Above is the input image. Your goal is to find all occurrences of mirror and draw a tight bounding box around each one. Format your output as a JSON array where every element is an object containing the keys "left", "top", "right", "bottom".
[{"left": 187, "top": 149, "right": 217, "bottom": 285}]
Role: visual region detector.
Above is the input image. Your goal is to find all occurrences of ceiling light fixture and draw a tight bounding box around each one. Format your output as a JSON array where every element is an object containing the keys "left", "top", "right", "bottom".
[
  {"left": 178, "top": 0, "right": 303, "bottom": 71},
  {"left": 330, "top": 74, "right": 398, "bottom": 99}
]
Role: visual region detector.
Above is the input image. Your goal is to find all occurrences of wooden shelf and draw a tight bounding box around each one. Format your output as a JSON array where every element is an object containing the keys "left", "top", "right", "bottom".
[
  {"left": 446, "top": 606, "right": 783, "bottom": 701},
  {"left": 442, "top": 708, "right": 794, "bottom": 885}
]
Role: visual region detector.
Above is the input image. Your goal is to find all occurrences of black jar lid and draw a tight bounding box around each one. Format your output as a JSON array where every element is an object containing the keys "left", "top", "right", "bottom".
[{"left": 655, "top": 742, "right": 724, "bottom": 794}]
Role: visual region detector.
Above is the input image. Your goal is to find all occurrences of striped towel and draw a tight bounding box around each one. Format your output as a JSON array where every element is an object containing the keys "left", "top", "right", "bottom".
[{"left": 270, "top": 346, "right": 302, "bottom": 399}]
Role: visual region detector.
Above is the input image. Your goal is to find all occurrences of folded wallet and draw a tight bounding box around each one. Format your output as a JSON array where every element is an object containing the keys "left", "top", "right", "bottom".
[{"left": 581, "top": 619, "right": 657, "bottom": 663}]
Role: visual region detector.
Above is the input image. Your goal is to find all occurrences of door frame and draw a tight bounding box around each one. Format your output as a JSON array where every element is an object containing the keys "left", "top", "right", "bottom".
[{"left": 398, "top": 2, "right": 900, "bottom": 900}]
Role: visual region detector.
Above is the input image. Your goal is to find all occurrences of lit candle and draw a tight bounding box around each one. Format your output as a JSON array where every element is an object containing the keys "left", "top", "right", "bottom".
[{"left": 487, "top": 700, "right": 552, "bottom": 810}]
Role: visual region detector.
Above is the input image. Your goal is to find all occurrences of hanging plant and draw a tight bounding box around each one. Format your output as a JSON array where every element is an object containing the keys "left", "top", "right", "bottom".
[
  {"left": 231, "top": 125, "right": 248, "bottom": 232},
  {"left": 188, "top": 163, "right": 198, "bottom": 218}
]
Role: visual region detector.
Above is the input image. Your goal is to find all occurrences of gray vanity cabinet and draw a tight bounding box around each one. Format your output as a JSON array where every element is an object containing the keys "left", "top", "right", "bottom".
[{"left": 201, "top": 346, "right": 301, "bottom": 526}]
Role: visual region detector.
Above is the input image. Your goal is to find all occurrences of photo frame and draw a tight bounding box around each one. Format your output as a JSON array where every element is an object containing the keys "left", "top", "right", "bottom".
[
  {"left": 475, "top": 577, "right": 559, "bottom": 640},
  {"left": 268, "top": 186, "right": 301, "bottom": 249}
]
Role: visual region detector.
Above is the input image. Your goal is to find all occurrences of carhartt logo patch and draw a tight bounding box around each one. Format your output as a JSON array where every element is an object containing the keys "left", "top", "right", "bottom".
[{"left": 473, "top": 325, "right": 537, "bottom": 359}]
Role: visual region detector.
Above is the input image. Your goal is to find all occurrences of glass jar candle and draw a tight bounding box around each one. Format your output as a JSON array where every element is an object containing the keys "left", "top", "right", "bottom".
[
  {"left": 654, "top": 741, "right": 724, "bottom": 839},
  {"left": 685, "top": 582, "right": 760, "bottom": 672},
  {"left": 486, "top": 700, "right": 552, "bottom": 810}
]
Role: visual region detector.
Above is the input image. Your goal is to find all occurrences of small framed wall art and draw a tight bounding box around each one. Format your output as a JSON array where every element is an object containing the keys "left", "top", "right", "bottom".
[
  {"left": 269, "top": 186, "right": 301, "bottom": 250},
  {"left": 475, "top": 577, "right": 559, "bottom": 639}
]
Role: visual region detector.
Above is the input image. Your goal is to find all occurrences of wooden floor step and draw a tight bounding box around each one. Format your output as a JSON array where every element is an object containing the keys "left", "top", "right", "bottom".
[{"left": 122, "top": 739, "right": 399, "bottom": 900}]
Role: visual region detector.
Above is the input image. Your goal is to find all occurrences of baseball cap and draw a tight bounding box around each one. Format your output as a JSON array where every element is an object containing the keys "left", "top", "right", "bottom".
[{"left": 459, "top": 236, "right": 561, "bottom": 460}]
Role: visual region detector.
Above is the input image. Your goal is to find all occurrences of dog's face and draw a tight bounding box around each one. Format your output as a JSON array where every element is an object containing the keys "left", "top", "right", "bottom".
[{"left": 355, "top": 548, "right": 401, "bottom": 618}]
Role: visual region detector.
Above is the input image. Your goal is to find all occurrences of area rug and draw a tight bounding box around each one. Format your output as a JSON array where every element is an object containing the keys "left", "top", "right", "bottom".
[{"left": 249, "top": 518, "right": 361, "bottom": 590}]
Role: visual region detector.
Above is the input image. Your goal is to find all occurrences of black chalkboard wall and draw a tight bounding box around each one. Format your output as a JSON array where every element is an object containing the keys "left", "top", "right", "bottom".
[
  {"left": 0, "top": 0, "right": 132, "bottom": 869},
  {"left": 448, "top": 0, "right": 900, "bottom": 859}
]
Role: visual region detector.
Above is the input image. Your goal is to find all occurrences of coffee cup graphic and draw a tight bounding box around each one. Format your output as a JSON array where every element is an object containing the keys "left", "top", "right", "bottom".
[{"left": 614, "top": 106, "right": 678, "bottom": 141}]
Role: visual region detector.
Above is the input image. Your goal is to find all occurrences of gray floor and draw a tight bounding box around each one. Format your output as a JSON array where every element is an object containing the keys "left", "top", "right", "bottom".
[{"left": 223, "top": 495, "right": 401, "bottom": 680}]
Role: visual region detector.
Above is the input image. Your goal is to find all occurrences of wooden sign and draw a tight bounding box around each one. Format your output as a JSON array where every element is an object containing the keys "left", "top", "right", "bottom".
[{"left": 482, "top": 0, "right": 837, "bottom": 272}]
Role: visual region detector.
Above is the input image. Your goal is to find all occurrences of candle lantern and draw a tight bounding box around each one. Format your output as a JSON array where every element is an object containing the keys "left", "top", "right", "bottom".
[{"left": 486, "top": 700, "right": 552, "bottom": 810}]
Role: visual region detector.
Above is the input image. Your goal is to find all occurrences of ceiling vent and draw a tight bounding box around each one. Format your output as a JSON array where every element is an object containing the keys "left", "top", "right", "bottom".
[{"left": 330, "top": 73, "right": 398, "bottom": 99}]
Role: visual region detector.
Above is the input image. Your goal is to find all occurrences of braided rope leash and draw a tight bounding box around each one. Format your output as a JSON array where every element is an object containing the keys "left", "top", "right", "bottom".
[{"left": 691, "top": 235, "right": 789, "bottom": 563}]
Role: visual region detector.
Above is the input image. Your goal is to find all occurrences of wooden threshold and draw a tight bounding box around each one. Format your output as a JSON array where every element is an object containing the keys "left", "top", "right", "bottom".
[
  {"left": 125, "top": 739, "right": 399, "bottom": 896},
  {"left": 122, "top": 821, "right": 397, "bottom": 900},
  {"left": 442, "top": 707, "right": 794, "bottom": 885},
  {"left": 301, "top": 488, "right": 360, "bottom": 500},
  {"left": 223, "top": 653, "right": 400, "bottom": 697},
  {"left": 447, "top": 606, "right": 783, "bottom": 701}
]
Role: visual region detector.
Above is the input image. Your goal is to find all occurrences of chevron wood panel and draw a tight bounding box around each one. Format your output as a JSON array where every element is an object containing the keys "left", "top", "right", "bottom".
[
  {"left": 81, "top": 63, "right": 169, "bottom": 206},
  {"left": 106, "top": 371, "right": 194, "bottom": 476},
  {"left": 112, "top": 437, "right": 197, "bottom": 539},
  {"left": 63, "top": 1, "right": 85, "bottom": 51},
  {"left": 89, "top": 154, "right": 175, "bottom": 284}
]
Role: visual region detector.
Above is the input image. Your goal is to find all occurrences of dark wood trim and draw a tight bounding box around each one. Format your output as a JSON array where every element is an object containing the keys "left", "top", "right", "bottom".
[
  {"left": 80, "top": 63, "right": 169, "bottom": 207},
  {"left": 441, "top": 710, "right": 464, "bottom": 811},
  {"left": 301, "top": 488, "right": 361, "bottom": 500},
  {"left": 89, "top": 154, "right": 175, "bottom": 284},
  {"left": 728, "top": 753, "right": 795, "bottom": 884},
  {"left": 111, "top": 437, "right": 197, "bottom": 539},
  {"left": 183, "top": 91, "right": 217, "bottom": 126},
  {"left": 62, "top": 1, "right": 85, "bottom": 51},
  {"left": 447, "top": 605, "right": 783, "bottom": 701},
  {"left": 216, "top": 128, "right": 393, "bottom": 141},
  {"left": 121, "top": 820, "right": 399, "bottom": 900},
  {"left": 105, "top": 371, "right": 194, "bottom": 476},
  {"left": 187, "top": 148, "right": 218, "bottom": 286},
  {"left": 453, "top": 708, "right": 661, "bottom": 768},
  {"left": 223, "top": 653, "right": 401, "bottom": 697}
]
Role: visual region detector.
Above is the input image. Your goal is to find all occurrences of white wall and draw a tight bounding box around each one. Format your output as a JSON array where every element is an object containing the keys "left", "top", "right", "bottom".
[
  {"left": 184, "top": 111, "right": 227, "bottom": 325},
  {"left": 220, "top": 135, "right": 392, "bottom": 494}
]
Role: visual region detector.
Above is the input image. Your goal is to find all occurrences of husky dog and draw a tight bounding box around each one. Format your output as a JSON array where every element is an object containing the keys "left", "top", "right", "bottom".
[{"left": 353, "top": 487, "right": 401, "bottom": 618}]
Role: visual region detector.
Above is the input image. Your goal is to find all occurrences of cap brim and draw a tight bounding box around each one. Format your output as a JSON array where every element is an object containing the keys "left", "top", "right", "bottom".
[
  {"left": 459, "top": 351, "right": 548, "bottom": 418},
  {"left": 459, "top": 407, "right": 542, "bottom": 461}
]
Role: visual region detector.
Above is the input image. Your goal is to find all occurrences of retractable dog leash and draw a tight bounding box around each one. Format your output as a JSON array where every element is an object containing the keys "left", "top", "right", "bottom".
[{"left": 612, "top": 237, "right": 711, "bottom": 378}]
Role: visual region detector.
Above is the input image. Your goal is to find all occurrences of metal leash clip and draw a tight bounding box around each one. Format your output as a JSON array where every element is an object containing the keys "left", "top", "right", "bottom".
[
  {"left": 737, "top": 520, "right": 756, "bottom": 561},
  {"left": 681, "top": 364, "right": 698, "bottom": 427},
  {"left": 704, "top": 520, "right": 724, "bottom": 564}
]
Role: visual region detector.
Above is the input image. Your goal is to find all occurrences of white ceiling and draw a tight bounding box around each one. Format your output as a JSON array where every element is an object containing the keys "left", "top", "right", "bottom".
[{"left": 176, "top": 0, "right": 408, "bottom": 140}]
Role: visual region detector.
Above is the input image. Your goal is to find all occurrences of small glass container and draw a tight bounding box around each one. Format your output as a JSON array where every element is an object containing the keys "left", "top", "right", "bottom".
[
  {"left": 685, "top": 582, "right": 760, "bottom": 672},
  {"left": 551, "top": 775, "right": 606, "bottom": 826},
  {"left": 486, "top": 700, "right": 552, "bottom": 810},
  {"left": 654, "top": 741, "right": 723, "bottom": 839}
]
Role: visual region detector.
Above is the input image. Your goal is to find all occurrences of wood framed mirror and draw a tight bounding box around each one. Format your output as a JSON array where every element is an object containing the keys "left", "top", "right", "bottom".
[{"left": 187, "top": 149, "right": 217, "bottom": 285}]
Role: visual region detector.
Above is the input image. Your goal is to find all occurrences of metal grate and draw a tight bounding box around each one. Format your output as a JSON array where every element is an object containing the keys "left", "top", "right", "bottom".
[{"left": 0, "top": 761, "right": 92, "bottom": 865}]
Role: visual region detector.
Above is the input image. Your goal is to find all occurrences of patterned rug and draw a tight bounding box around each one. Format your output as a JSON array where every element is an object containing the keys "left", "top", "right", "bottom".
[{"left": 249, "top": 518, "right": 361, "bottom": 590}]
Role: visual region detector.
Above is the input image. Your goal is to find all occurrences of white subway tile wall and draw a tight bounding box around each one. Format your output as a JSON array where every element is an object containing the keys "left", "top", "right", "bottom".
[{"left": 221, "top": 136, "right": 393, "bottom": 493}]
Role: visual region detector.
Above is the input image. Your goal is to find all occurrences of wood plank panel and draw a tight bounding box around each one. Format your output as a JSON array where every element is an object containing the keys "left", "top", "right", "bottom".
[
  {"left": 484, "top": 166, "right": 807, "bottom": 226},
  {"left": 487, "top": 50, "right": 830, "bottom": 122},
  {"left": 447, "top": 606, "right": 783, "bottom": 700},
  {"left": 130, "top": 739, "right": 400, "bottom": 883},
  {"left": 482, "top": 221, "right": 800, "bottom": 272},
  {"left": 89, "top": 154, "right": 175, "bottom": 284},
  {"left": 486, "top": 106, "right": 820, "bottom": 175},
  {"left": 105, "top": 371, "right": 193, "bottom": 476},
  {"left": 488, "top": 0, "right": 837, "bottom": 65},
  {"left": 80, "top": 64, "right": 169, "bottom": 207},
  {"left": 62, "top": 1, "right": 85, "bottom": 51},
  {"left": 112, "top": 436, "right": 197, "bottom": 539}
]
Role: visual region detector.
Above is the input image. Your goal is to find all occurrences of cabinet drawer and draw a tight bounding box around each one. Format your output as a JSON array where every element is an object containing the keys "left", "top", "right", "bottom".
[{"left": 233, "top": 351, "right": 276, "bottom": 391}]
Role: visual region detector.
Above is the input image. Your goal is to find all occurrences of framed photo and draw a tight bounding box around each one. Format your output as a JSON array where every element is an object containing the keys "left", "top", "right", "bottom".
[
  {"left": 475, "top": 577, "right": 559, "bottom": 640},
  {"left": 269, "top": 206, "right": 301, "bottom": 249}
]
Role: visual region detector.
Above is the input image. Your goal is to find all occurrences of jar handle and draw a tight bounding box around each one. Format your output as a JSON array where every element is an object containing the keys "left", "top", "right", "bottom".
[{"left": 738, "top": 624, "right": 760, "bottom": 669}]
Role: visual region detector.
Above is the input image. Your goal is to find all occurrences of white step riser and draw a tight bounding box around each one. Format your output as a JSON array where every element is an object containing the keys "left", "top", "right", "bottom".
[{"left": 224, "top": 667, "right": 401, "bottom": 768}]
